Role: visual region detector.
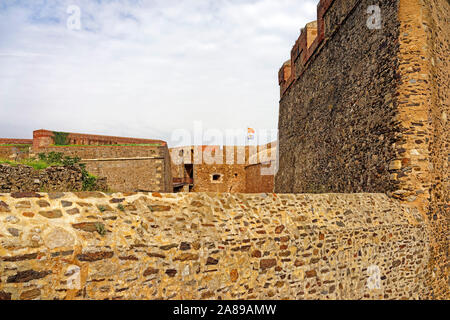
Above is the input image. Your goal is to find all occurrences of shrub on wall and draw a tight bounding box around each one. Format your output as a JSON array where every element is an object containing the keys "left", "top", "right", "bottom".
[
  {"left": 37, "top": 152, "right": 103, "bottom": 191},
  {"left": 38, "top": 152, "right": 81, "bottom": 167},
  {"left": 52, "top": 131, "right": 70, "bottom": 146},
  {"left": 81, "top": 165, "right": 100, "bottom": 191}
]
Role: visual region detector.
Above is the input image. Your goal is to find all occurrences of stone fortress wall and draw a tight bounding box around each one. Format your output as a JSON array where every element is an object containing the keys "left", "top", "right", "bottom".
[
  {"left": 413, "top": 0, "right": 449, "bottom": 299},
  {"left": 245, "top": 146, "right": 277, "bottom": 193},
  {"left": 0, "top": 130, "right": 173, "bottom": 193},
  {"left": 0, "top": 139, "right": 33, "bottom": 145},
  {"left": 0, "top": 0, "right": 447, "bottom": 300},
  {"left": 245, "top": 162, "right": 275, "bottom": 194},
  {"left": 276, "top": 0, "right": 448, "bottom": 298},
  {"left": 40, "top": 145, "right": 172, "bottom": 194},
  {"left": 0, "top": 139, "right": 32, "bottom": 161},
  {"left": 0, "top": 146, "right": 30, "bottom": 161},
  {"left": 1, "top": 132, "right": 276, "bottom": 194},
  {"left": 0, "top": 165, "right": 102, "bottom": 193},
  {"left": 171, "top": 143, "right": 277, "bottom": 193},
  {"left": 0, "top": 192, "right": 430, "bottom": 300}
]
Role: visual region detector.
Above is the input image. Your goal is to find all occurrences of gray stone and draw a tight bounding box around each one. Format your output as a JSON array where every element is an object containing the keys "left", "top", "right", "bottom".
[
  {"left": 43, "top": 228, "right": 76, "bottom": 249},
  {"left": 7, "top": 228, "right": 20, "bottom": 237}
]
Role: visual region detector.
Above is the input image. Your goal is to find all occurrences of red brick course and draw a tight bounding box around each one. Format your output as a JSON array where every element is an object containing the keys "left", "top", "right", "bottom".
[
  {"left": 0, "top": 139, "right": 33, "bottom": 145},
  {"left": 33, "top": 129, "right": 167, "bottom": 151}
]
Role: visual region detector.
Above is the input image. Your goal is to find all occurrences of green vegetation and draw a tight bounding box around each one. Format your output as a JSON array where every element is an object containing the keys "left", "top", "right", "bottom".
[
  {"left": 37, "top": 152, "right": 82, "bottom": 166},
  {"left": 0, "top": 159, "right": 18, "bottom": 166},
  {"left": 82, "top": 171, "right": 99, "bottom": 191},
  {"left": 95, "top": 222, "right": 107, "bottom": 236},
  {"left": 21, "top": 159, "right": 49, "bottom": 170},
  {"left": 1, "top": 151, "right": 103, "bottom": 192},
  {"left": 0, "top": 158, "right": 49, "bottom": 170},
  {"left": 117, "top": 204, "right": 125, "bottom": 212},
  {"left": 52, "top": 131, "right": 70, "bottom": 146}
]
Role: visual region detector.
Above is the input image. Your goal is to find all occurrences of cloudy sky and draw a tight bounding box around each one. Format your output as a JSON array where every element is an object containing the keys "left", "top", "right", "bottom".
[{"left": 0, "top": 0, "right": 317, "bottom": 146}]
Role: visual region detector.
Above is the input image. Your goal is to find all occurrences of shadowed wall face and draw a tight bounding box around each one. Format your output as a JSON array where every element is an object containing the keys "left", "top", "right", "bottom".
[
  {"left": 171, "top": 145, "right": 277, "bottom": 193},
  {"left": 276, "top": 0, "right": 401, "bottom": 194},
  {"left": 0, "top": 145, "right": 30, "bottom": 160},
  {"left": 193, "top": 164, "right": 247, "bottom": 193}
]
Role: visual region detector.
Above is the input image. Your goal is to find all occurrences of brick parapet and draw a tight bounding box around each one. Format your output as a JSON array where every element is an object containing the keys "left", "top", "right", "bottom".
[
  {"left": 280, "top": 0, "right": 348, "bottom": 99},
  {"left": 0, "top": 139, "right": 33, "bottom": 145},
  {"left": 32, "top": 129, "right": 167, "bottom": 151}
]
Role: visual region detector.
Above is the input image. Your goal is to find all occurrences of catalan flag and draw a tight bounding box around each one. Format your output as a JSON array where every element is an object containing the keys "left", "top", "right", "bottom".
[{"left": 247, "top": 128, "right": 255, "bottom": 140}]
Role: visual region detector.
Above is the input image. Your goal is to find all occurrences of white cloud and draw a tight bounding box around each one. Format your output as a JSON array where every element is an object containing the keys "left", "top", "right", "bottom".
[{"left": 0, "top": 0, "right": 317, "bottom": 146}]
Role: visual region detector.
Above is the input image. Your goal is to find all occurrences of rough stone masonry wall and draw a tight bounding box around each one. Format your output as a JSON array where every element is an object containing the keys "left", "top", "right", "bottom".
[
  {"left": 245, "top": 163, "right": 275, "bottom": 193},
  {"left": 425, "top": 0, "right": 450, "bottom": 299},
  {"left": 275, "top": 0, "right": 448, "bottom": 298},
  {"left": 0, "top": 139, "right": 33, "bottom": 145},
  {"left": 393, "top": 0, "right": 449, "bottom": 210},
  {"left": 276, "top": 0, "right": 402, "bottom": 194},
  {"left": 399, "top": 0, "right": 450, "bottom": 299},
  {"left": 40, "top": 146, "right": 173, "bottom": 193},
  {"left": 171, "top": 145, "right": 276, "bottom": 193},
  {"left": 193, "top": 164, "right": 247, "bottom": 193},
  {"left": 0, "top": 192, "right": 430, "bottom": 300},
  {"left": 0, "top": 165, "right": 84, "bottom": 193},
  {"left": 161, "top": 146, "right": 173, "bottom": 194},
  {"left": 0, "top": 145, "right": 31, "bottom": 160}
]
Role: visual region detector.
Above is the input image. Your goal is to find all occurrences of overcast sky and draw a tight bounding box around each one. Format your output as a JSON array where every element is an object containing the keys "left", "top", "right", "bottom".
[{"left": 0, "top": 0, "right": 317, "bottom": 146}]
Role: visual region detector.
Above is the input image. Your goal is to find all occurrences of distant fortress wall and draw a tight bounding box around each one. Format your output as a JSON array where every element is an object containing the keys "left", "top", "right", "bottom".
[
  {"left": 0, "top": 139, "right": 33, "bottom": 145},
  {"left": 0, "top": 140, "right": 32, "bottom": 161},
  {"left": 170, "top": 143, "right": 277, "bottom": 193},
  {"left": 32, "top": 129, "right": 166, "bottom": 151},
  {"left": 41, "top": 145, "right": 173, "bottom": 193},
  {"left": 0, "top": 130, "right": 172, "bottom": 193}
]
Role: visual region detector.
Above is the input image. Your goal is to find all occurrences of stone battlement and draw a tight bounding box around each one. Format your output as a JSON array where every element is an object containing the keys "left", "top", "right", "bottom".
[{"left": 279, "top": 0, "right": 336, "bottom": 97}]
